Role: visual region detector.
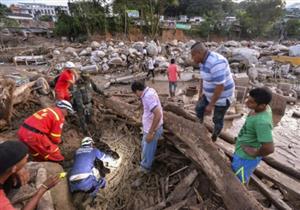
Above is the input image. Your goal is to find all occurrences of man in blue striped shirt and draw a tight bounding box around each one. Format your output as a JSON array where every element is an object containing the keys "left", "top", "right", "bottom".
[{"left": 191, "top": 42, "right": 235, "bottom": 141}]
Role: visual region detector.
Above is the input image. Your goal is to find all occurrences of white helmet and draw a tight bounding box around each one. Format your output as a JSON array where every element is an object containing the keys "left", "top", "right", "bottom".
[
  {"left": 65, "top": 61, "right": 76, "bottom": 69},
  {"left": 56, "top": 100, "right": 75, "bottom": 114},
  {"left": 81, "top": 137, "right": 94, "bottom": 146}
]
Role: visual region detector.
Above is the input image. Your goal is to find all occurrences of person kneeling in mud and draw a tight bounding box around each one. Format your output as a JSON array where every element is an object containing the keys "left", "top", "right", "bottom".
[{"left": 68, "top": 137, "right": 120, "bottom": 197}]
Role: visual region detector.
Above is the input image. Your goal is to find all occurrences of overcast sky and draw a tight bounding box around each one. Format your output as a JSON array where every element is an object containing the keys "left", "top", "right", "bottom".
[{"left": 0, "top": 0, "right": 298, "bottom": 7}]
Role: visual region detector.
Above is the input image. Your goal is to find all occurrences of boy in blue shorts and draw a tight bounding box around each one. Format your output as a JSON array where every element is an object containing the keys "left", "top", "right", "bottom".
[{"left": 232, "top": 87, "right": 274, "bottom": 184}]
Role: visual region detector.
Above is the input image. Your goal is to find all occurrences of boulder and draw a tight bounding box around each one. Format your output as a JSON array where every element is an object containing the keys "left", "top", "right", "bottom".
[
  {"left": 279, "top": 64, "right": 290, "bottom": 76},
  {"left": 53, "top": 50, "right": 60, "bottom": 55},
  {"left": 216, "top": 45, "right": 232, "bottom": 57},
  {"left": 185, "top": 40, "right": 196, "bottom": 49},
  {"left": 271, "top": 44, "right": 289, "bottom": 52},
  {"left": 224, "top": 40, "right": 240, "bottom": 47},
  {"left": 289, "top": 44, "right": 300, "bottom": 57},
  {"left": 146, "top": 43, "right": 158, "bottom": 57},
  {"left": 91, "top": 41, "right": 101, "bottom": 49},
  {"left": 132, "top": 42, "right": 144, "bottom": 52},
  {"left": 230, "top": 48, "right": 260, "bottom": 66},
  {"left": 102, "top": 63, "right": 109, "bottom": 71},
  {"left": 97, "top": 50, "right": 106, "bottom": 58},
  {"left": 109, "top": 57, "right": 123, "bottom": 65},
  {"left": 64, "top": 47, "right": 77, "bottom": 55}
]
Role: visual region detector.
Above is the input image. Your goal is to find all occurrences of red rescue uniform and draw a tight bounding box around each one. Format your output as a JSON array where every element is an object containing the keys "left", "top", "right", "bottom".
[
  {"left": 18, "top": 107, "right": 65, "bottom": 162},
  {"left": 55, "top": 69, "right": 76, "bottom": 101}
]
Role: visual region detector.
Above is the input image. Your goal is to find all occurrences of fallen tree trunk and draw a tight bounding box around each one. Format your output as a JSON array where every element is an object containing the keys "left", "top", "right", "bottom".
[
  {"left": 163, "top": 112, "right": 263, "bottom": 210},
  {"left": 251, "top": 175, "right": 292, "bottom": 210},
  {"left": 216, "top": 140, "right": 300, "bottom": 202},
  {"left": 102, "top": 97, "right": 264, "bottom": 210},
  {"left": 166, "top": 169, "right": 198, "bottom": 204},
  {"left": 164, "top": 102, "right": 300, "bottom": 180}
]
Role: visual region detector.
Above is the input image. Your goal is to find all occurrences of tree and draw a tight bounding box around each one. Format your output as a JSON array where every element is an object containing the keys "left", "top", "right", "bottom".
[
  {"left": 112, "top": 0, "right": 179, "bottom": 37},
  {"left": 237, "top": 0, "right": 285, "bottom": 37},
  {"left": 0, "top": 3, "right": 9, "bottom": 17},
  {"left": 39, "top": 15, "right": 52, "bottom": 22},
  {"left": 286, "top": 19, "right": 300, "bottom": 38}
]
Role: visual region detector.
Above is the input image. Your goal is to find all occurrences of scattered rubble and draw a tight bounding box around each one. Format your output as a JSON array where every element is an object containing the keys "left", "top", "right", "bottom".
[{"left": 0, "top": 38, "right": 300, "bottom": 210}]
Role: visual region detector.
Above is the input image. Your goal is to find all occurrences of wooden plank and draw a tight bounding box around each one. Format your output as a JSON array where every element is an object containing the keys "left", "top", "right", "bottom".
[
  {"left": 166, "top": 169, "right": 198, "bottom": 204},
  {"left": 216, "top": 140, "right": 300, "bottom": 201},
  {"left": 251, "top": 175, "right": 293, "bottom": 210}
]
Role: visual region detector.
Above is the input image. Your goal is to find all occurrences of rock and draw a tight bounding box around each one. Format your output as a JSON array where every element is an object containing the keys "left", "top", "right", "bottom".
[
  {"left": 230, "top": 48, "right": 260, "bottom": 66},
  {"left": 53, "top": 50, "right": 60, "bottom": 55},
  {"left": 248, "top": 66, "right": 259, "bottom": 81},
  {"left": 240, "top": 40, "right": 249, "bottom": 46},
  {"left": 132, "top": 42, "right": 144, "bottom": 52},
  {"left": 224, "top": 40, "right": 240, "bottom": 47},
  {"left": 79, "top": 47, "right": 92, "bottom": 56},
  {"left": 294, "top": 66, "right": 300, "bottom": 75},
  {"left": 96, "top": 51, "right": 106, "bottom": 58},
  {"left": 216, "top": 45, "right": 232, "bottom": 57},
  {"left": 279, "top": 64, "right": 290, "bottom": 76},
  {"left": 120, "top": 54, "right": 127, "bottom": 61},
  {"left": 102, "top": 63, "right": 109, "bottom": 71},
  {"left": 185, "top": 66, "right": 194, "bottom": 72},
  {"left": 109, "top": 57, "right": 123, "bottom": 65},
  {"left": 91, "top": 41, "right": 101, "bottom": 49},
  {"left": 271, "top": 44, "right": 289, "bottom": 52},
  {"left": 185, "top": 40, "right": 196, "bottom": 49},
  {"left": 289, "top": 44, "right": 300, "bottom": 57},
  {"left": 170, "top": 39, "right": 178, "bottom": 46},
  {"left": 146, "top": 43, "right": 158, "bottom": 57},
  {"left": 64, "top": 47, "right": 77, "bottom": 55},
  {"left": 128, "top": 48, "right": 138, "bottom": 55}
]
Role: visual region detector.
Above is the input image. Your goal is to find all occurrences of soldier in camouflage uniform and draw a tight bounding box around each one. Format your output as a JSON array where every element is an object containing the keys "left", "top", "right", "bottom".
[{"left": 72, "top": 72, "right": 105, "bottom": 135}]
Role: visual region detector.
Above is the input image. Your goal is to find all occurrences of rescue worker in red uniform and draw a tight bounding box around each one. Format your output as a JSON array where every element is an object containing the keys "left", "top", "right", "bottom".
[
  {"left": 55, "top": 61, "right": 78, "bottom": 101},
  {"left": 18, "top": 100, "right": 75, "bottom": 162}
]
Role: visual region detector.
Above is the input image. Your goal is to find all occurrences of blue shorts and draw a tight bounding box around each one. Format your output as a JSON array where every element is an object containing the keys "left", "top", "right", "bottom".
[{"left": 231, "top": 154, "right": 262, "bottom": 184}]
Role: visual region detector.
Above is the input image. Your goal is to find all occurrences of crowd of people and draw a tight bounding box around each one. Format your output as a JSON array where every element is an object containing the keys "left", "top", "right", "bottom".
[{"left": 0, "top": 41, "right": 275, "bottom": 209}]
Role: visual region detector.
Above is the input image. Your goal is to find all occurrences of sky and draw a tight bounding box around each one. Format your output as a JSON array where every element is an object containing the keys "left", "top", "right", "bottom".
[{"left": 0, "top": 0, "right": 299, "bottom": 7}]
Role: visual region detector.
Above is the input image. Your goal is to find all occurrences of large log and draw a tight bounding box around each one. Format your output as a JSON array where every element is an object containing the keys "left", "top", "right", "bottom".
[
  {"left": 216, "top": 140, "right": 300, "bottom": 202},
  {"left": 251, "top": 175, "right": 292, "bottom": 210},
  {"left": 163, "top": 112, "right": 263, "bottom": 210},
  {"left": 166, "top": 169, "right": 198, "bottom": 204},
  {"left": 164, "top": 102, "right": 300, "bottom": 180},
  {"left": 102, "top": 97, "right": 263, "bottom": 210}
]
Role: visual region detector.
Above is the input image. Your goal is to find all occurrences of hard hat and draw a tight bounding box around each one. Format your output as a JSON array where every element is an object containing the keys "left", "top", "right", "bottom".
[
  {"left": 65, "top": 61, "right": 76, "bottom": 69},
  {"left": 81, "top": 137, "right": 94, "bottom": 146},
  {"left": 56, "top": 100, "right": 75, "bottom": 114}
]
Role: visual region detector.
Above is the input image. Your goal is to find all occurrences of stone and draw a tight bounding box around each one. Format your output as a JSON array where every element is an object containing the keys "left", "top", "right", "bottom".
[
  {"left": 102, "top": 63, "right": 109, "bottom": 71},
  {"left": 289, "top": 44, "right": 300, "bottom": 57},
  {"left": 271, "top": 44, "right": 289, "bottom": 52},
  {"left": 97, "top": 51, "right": 106, "bottom": 58},
  {"left": 146, "top": 43, "right": 158, "bottom": 57},
  {"left": 230, "top": 48, "right": 260, "bottom": 66},
  {"left": 216, "top": 45, "right": 232, "bottom": 57},
  {"left": 224, "top": 40, "right": 240, "bottom": 47},
  {"left": 109, "top": 57, "right": 123, "bottom": 65},
  {"left": 91, "top": 41, "right": 101, "bottom": 49},
  {"left": 132, "top": 42, "right": 144, "bottom": 52},
  {"left": 53, "top": 50, "right": 60, "bottom": 55},
  {"left": 280, "top": 64, "right": 290, "bottom": 76},
  {"left": 64, "top": 47, "right": 77, "bottom": 54}
]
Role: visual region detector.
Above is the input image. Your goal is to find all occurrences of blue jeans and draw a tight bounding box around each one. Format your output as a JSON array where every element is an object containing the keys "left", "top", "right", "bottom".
[
  {"left": 231, "top": 154, "right": 262, "bottom": 184},
  {"left": 195, "top": 95, "right": 230, "bottom": 137},
  {"left": 141, "top": 125, "right": 163, "bottom": 170}
]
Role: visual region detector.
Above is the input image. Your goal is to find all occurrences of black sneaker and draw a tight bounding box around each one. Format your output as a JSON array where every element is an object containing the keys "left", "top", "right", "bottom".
[{"left": 211, "top": 134, "right": 218, "bottom": 142}]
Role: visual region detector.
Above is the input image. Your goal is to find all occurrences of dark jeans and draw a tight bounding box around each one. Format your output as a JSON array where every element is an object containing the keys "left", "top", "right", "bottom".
[
  {"left": 147, "top": 69, "right": 155, "bottom": 78},
  {"left": 195, "top": 95, "right": 230, "bottom": 137}
]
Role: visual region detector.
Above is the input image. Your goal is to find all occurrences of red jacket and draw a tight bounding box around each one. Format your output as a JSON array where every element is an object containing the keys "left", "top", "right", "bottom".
[
  {"left": 54, "top": 69, "right": 75, "bottom": 100},
  {"left": 23, "top": 107, "right": 65, "bottom": 144}
]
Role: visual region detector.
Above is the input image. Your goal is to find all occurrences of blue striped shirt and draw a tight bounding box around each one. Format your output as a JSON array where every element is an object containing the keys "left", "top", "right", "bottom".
[{"left": 200, "top": 51, "right": 235, "bottom": 106}]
